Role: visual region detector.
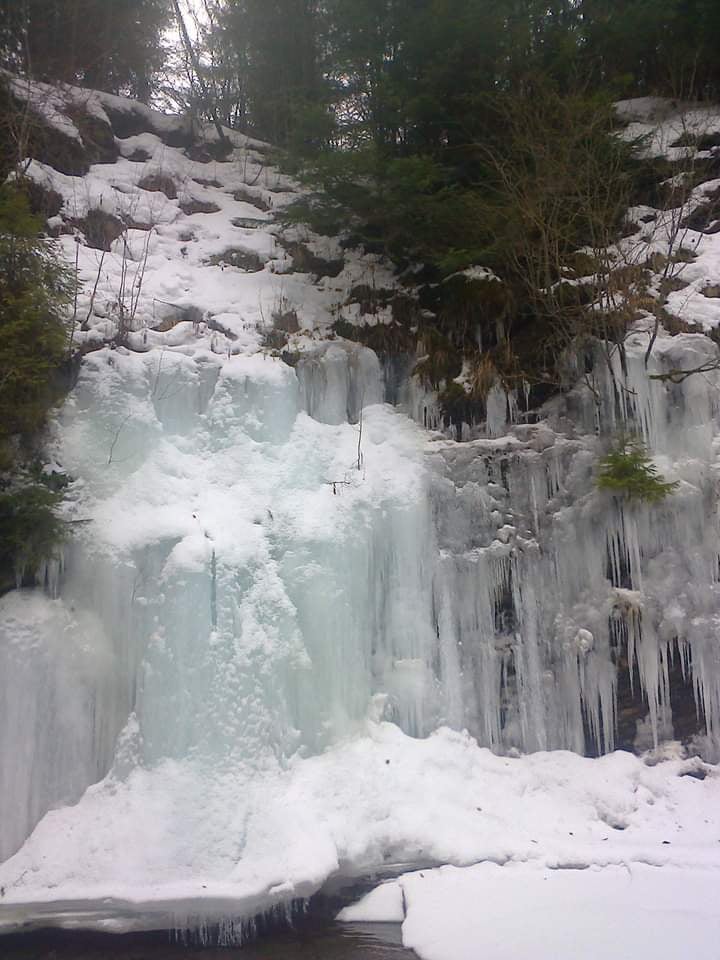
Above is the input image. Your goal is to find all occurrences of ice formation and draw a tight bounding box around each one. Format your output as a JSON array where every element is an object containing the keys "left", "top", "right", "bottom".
[{"left": 0, "top": 83, "right": 719, "bottom": 942}]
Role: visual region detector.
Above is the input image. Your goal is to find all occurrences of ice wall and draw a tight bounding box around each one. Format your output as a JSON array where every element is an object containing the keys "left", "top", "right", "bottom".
[
  {"left": 424, "top": 330, "right": 720, "bottom": 756},
  {"left": 0, "top": 342, "right": 439, "bottom": 860},
  {"left": 3, "top": 325, "right": 720, "bottom": 865},
  {"left": 4, "top": 326, "right": 720, "bottom": 861}
]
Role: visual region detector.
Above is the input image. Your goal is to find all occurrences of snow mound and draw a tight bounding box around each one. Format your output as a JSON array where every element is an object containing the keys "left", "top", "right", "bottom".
[{"left": 1, "top": 724, "right": 718, "bottom": 938}]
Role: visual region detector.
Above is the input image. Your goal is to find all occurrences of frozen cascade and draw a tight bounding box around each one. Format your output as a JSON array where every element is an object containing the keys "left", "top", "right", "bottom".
[
  {"left": 296, "top": 342, "right": 384, "bottom": 425},
  {"left": 0, "top": 343, "right": 439, "bottom": 861},
  {"left": 426, "top": 330, "right": 720, "bottom": 757},
  {"left": 2, "top": 326, "right": 720, "bottom": 872},
  {"left": 3, "top": 329, "right": 720, "bottom": 866}
]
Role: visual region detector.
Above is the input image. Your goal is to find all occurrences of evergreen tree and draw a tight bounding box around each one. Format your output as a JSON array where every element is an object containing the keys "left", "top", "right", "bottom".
[
  {"left": 218, "top": 0, "right": 327, "bottom": 146},
  {"left": 597, "top": 440, "right": 679, "bottom": 503},
  {"left": 578, "top": 0, "right": 720, "bottom": 98},
  {"left": 0, "top": 0, "right": 172, "bottom": 100},
  {"left": 0, "top": 184, "right": 72, "bottom": 455},
  {"left": 0, "top": 183, "right": 71, "bottom": 590}
]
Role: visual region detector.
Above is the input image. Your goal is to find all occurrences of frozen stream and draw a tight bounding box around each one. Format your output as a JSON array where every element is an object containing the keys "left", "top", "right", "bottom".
[{"left": 1, "top": 923, "right": 414, "bottom": 960}]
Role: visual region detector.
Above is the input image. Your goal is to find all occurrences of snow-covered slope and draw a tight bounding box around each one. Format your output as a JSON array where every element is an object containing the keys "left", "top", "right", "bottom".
[{"left": 1, "top": 82, "right": 720, "bottom": 955}]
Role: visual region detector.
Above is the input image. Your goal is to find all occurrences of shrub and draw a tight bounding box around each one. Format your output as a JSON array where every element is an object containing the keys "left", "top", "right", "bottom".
[
  {"left": 0, "top": 183, "right": 73, "bottom": 441},
  {"left": 596, "top": 440, "right": 678, "bottom": 503},
  {"left": 0, "top": 485, "right": 64, "bottom": 588},
  {"left": 0, "top": 183, "right": 72, "bottom": 587}
]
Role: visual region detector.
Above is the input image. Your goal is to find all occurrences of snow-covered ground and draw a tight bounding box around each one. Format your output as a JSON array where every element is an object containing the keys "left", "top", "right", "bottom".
[
  {"left": 1, "top": 83, "right": 720, "bottom": 957},
  {"left": 345, "top": 860, "right": 720, "bottom": 960},
  {"left": 9, "top": 79, "right": 401, "bottom": 355},
  {"left": 2, "top": 723, "right": 719, "bottom": 956}
]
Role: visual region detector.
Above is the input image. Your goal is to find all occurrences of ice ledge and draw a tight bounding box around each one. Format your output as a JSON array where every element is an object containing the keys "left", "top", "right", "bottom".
[{"left": 0, "top": 891, "right": 307, "bottom": 938}]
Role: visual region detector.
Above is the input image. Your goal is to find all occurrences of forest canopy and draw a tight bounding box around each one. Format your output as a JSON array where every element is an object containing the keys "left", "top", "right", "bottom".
[{"left": 3, "top": 2, "right": 719, "bottom": 137}]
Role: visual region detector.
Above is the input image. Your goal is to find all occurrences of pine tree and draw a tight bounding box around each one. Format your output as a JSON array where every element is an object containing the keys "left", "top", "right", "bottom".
[
  {"left": 0, "top": 0, "right": 172, "bottom": 100},
  {"left": 219, "top": 0, "right": 326, "bottom": 146},
  {"left": 597, "top": 440, "right": 679, "bottom": 503},
  {"left": 0, "top": 184, "right": 72, "bottom": 451},
  {"left": 0, "top": 183, "right": 72, "bottom": 589}
]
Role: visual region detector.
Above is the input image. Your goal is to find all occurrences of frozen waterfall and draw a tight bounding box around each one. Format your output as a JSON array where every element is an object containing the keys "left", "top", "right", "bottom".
[{"left": 2, "top": 328, "right": 720, "bottom": 870}]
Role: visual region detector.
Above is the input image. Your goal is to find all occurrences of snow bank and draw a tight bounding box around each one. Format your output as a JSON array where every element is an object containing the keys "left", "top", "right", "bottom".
[
  {"left": 398, "top": 861, "right": 720, "bottom": 960},
  {"left": 1, "top": 724, "right": 718, "bottom": 937}
]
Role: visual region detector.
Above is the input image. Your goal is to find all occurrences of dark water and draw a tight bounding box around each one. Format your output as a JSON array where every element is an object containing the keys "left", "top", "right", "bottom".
[{"left": 0, "top": 922, "right": 416, "bottom": 959}]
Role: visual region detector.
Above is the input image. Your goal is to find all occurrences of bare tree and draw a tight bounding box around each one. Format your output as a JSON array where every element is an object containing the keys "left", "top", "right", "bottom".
[{"left": 171, "top": 0, "right": 229, "bottom": 148}]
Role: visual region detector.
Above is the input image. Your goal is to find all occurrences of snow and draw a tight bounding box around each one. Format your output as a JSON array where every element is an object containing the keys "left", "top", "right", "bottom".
[
  {"left": 337, "top": 882, "right": 405, "bottom": 923},
  {"left": 398, "top": 861, "right": 720, "bottom": 960},
  {"left": 1, "top": 724, "right": 719, "bottom": 939},
  {"left": 616, "top": 97, "right": 720, "bottom": 161},
  {"left": 443, "top": 265, "right": 500, "bottom": 284}
]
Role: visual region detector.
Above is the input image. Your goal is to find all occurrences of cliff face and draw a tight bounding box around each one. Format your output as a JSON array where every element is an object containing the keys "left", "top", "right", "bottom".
[{"left": 0, "top": 81, "right": 719, "bottom": 936}]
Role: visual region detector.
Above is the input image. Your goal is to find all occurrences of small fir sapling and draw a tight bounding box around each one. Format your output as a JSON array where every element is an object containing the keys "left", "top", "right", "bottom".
[{"left": 596, "top": 439, "right": 678, "bottom": 503}]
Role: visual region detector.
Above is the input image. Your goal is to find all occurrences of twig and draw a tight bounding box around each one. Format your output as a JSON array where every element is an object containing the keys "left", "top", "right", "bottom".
[
  {"left": 66, "top": 238, "right": 80, "bottom": 354},
  {"left": 82, "top": 249, "right": 105, "bottom": 331},
  {"left": 356, "top": 404, "right": 364, "bottom": 471},
  {"left": 648, "top": 361, "right": 720, "bottom": 384},
  {"left": 323, "top": 479, "right": 351, "bottom": 495},
  {"left": 107, "top": 413, "right": 132, "bottom": 465}
]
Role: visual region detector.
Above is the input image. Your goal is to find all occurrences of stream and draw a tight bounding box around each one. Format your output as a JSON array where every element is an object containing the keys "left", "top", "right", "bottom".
[{"left": 1, "top": 922, "right": 417, "bottom": 959}]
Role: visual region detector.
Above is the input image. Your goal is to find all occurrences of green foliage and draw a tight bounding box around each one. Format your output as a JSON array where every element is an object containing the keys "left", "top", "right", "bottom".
[
  {"left": 0, "top": 485, "right": 64, "bottom": 587},
  {"left": 218, "top": 0, "right": 326, "bottom": 145},
  {"left": 0, "top": 184, "right": 71, "bottom": 587},
  {"left": 438, "top": 380, "right": 472, "bottom": 428},
  {"left": 287, "top": 145, "right": 486, "bottom": 270},
  {"left": 0, "top": 184, "right": 73, "bottom": 441},
  {"left": 596, "top": 441, "right": 679, "bottom": 503}
]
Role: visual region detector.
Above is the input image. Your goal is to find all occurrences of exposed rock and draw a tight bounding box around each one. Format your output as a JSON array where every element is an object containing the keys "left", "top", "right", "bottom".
[
  {"left": 101, "top": 102, "right": 192, "bottom": 148},
  {"left": 126, "top": 148, "right": 152, "bottom": 162},
  {"left": 74, "top": 208, "right": 125, "bottom": 251},
  {"left": 0, "top": 89, "right": 88, "bottom": 177},
  {"left": 231, "top": 216, "right": 270, "bottom": 229},
  {"left": 232, "top": 187, "right": 271, "bottom": 212},
  {"left": 185, "top": 139, "right": 233, "bottom": 163},
  {"left": 137, "top": 174, "right": 177, "bottom": 200},
  {"left": 64, "top": 105, "right": 117, "bottom": 164},
  {"left": 179, "top": 198, "right": 221, "bottom": 215},
  {"left": 681, "top": 187, "right": 720, "bottom": 233},
  {"left": 278, "top": 238, "right": 344, "bottom": 279},
  {"left": 205, "top": 247, "right": 265, "bottom": 272},
  {"left": 19, "top": 179, "right": 63, "bottom": 221}
]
